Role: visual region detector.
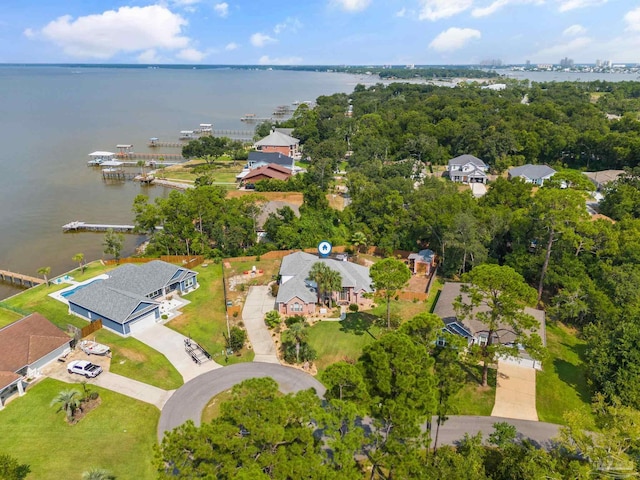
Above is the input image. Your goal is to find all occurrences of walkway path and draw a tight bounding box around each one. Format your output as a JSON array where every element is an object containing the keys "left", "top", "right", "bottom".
[
  {"left": 491, "top": 361, "right": 538, "bottom": 421},
  {"left": 158, "top": 362, "right": 326, "bottom": 441},
  {"left": 94, "top": 372, "right": 174, "bottom": 409},
  {"left": 132, "top": 324, "right": 222, "bottom": 383},
  {"left": 242, "top": 286, "right": 279, "bottom": 363}
]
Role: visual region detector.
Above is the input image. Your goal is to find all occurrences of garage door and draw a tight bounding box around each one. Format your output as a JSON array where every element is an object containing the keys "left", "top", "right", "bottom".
[{"left": 128, "top": 311, "right": 158, "bottom": 334}]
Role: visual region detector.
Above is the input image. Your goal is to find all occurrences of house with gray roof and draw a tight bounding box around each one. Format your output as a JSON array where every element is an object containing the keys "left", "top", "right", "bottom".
[
  {"left": 447, "top": 154, "right": 489, "bottom": 184},
  {"left": 433, "top": 282, "right": 546, "bottom": 369},
  {"left": 66, "top": 261, "right": 198, "bottom": 336},
  {"left": 276, "top": 252, "right": 373, "bottom": 316},
  {"left": 254, "top": 130, "right": 300, "bottom": 159},
  {"left": 508, "top": 164, "right": 556, "bottom": 186}
]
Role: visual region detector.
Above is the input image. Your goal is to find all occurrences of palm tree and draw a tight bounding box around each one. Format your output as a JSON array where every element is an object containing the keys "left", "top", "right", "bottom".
[
  {"left": 37, "top": 266, "right": 51, "bottom": 286},
  {"left": 50, "top": 389, "right": 81, "bottom": 422},
  {"left": 82, "top": 468, "right": 115, "bottom": 480},
  {"left": 72, "top": 253, "right": 85, "bottom": 273},
  {"left": 325, "top": 268, "right": 343, "bottom": 309},
  {"left": 308, "top": 262, "right": 330, "bottom": 306},
  {"left": 287, "top": 321, "right": 308, "bottom": 363},
  {"left": 136, "top": 160, "right": 146, "bottom": 178},
  {"left": 350, "top": 231, "right": 368, "bottom": 257}
]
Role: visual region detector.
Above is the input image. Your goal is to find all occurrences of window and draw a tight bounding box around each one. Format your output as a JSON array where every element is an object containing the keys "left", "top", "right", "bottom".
[
  {"left": 291, "top": 302, "right": 303, "bottom": 312},
  {"left": 477, "top": 334, "right": 488, "bottom": 346},
  {"left": 185, "top": 277, "right": 195, "bottom": 288}
]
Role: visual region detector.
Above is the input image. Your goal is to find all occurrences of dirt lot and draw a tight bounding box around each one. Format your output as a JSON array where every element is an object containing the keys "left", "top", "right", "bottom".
[{"left": 42, "top": 347, "right": 112, "bottom": 383}]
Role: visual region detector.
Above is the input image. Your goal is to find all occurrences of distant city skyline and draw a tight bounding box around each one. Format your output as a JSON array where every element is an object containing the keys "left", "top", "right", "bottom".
[{"left": 1, "top": 1, "right": 639, "bottom": 65}]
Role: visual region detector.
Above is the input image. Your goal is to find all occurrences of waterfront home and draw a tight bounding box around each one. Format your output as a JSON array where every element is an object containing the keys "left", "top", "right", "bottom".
[
  {"left": 508, "top": 164, "right": 556, "bottom": 186},
  {"left": 241, "top": 163, "right": 293, "bottom": 186},
  {"left": 66, "top": 261, "right": 198, "bottom": 336},
  {"left": 433, "top": 282, "right": 545, "bottom": 369},
  {"left": 275, "top": 252, "right": 373, "bottom": 316},
  {"left": 446, "top": 155, "right": 489, "bottom": 184},
  {"left": 0, "top": 313, "right": 71, "bottom": 409},
  {"left": 254, "top": 130, "right": 300, "bottom": 159}
]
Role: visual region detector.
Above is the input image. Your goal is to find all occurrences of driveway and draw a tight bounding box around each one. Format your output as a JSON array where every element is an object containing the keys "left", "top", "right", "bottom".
[
  {"left": 491, "top": 361, "right": 538, "bottom": 421},
  {"left": 132, "top": 324, "right": 222, "bottom": 383},
  {"left": 158, "top": 362, "right": 326, "bottom": 441},
  {"left": 242, "top": 286, "right": 279, "bottom": 363}
]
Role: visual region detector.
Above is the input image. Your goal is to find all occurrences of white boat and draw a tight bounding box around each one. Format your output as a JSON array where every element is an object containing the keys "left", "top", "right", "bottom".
[{"left": 78, "top": 340, "right": 110, "bottom": 356}]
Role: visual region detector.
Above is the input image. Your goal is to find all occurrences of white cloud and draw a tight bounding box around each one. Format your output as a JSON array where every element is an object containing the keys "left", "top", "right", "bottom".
[
  {"left": 250, "top": 32, "right": 276, "bottom": 47},
  {"left": 429, "top": 27, "right": 481, "bottom": 52},
  {"left": 563, "top": 24, "right": 586, "bottom": 36},
  {"left": 274, "top": 17, "right": 302, "bottom": 34},
  {"left": 625, "top": 7, "right": 640, "bottom": 31},
  {"left": 23, "top": 28, "right": 35, "bottom": 38},
  {"left": 225, "top": 42, "right": 239, "bottom": 51},
  {"left": 37, "top": 6, "right": 190, "bottom": 59},
  {"left": 172, "top": 0, "right": 201, "bottom": 5},
  {"left": 419, "top": 0, "right": 473, "bottom": 21},
  {"left": 177, "top": 47, "right": 206, "bottom": 62},
  {"left": 258, "top": 55, "right": 303, "bottom": 65},
  {"left": 331, "top": 0, "right": 371, "bottom": 13},
  {"left": 214, "top": 3, "right": 229, "bottom": 18},
  {"left": 472, "top": 0, "right": 543, "bottom": 17},
  {"left": 530, "top": 36, "right": 592, "bottom": 60},
  {"left": 395, "top": 8, "right": 407, "bottom": 17},
  {"left": 556, "top": 0, "right": 608, "bottom": 12},
  {"left": 137, "top": 49, "right": 161, "bottom": 63}
]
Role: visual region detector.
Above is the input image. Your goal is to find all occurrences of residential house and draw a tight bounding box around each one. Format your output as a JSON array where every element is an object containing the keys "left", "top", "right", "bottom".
[
  {"left": 66, "top": 261, "right": 198, "bottom": 336},
  {"left": 0, "top": 313, "right": 71, "bottom": 409},
  {"left": 508, "top": 164, "right": 556, "bottom": 186},
  {"left": 433, "top": 282, "right": 546, "bottom": 369},
  {"left": 407, "top": 249, "right": 437, "bottom": 276},
  {"left": 254, "top": 130, "right": 300, "bottom": 159},
  {"left": 241, "top": 163, "right": 293, "bottom": 186},
  {"left": 583, "top": 170, "right": 625, "bottom": 191},
  {"left": 447, "top": 155, "right": 489, "bottom": 184},
  {"left": 276, "top": 252, "right": 373, "bottom": 316},
  {"left": 247, "top": 151, "right": 296, "bottom": 170}
]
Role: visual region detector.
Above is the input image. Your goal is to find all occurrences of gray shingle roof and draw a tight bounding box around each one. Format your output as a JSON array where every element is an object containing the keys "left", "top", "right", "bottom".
[
  {"left": 254, "top": 131, "right": 299, "bottom": 147},
  {"left": 433, "top": 282, "right": 546, "bottom": 346},
  {"left": 276, "top": 252, "right": 373, "bottom": 304},
  {"left": 247, "top": 151, "right": 295, "bottom": 169},
  {"left": 448, "top": 154, "right": 487, "bottom": 168},
  {"left": 67, "top": 261, "right": 197, "bottom": 324},
  {"left": 508, "top": 164, "right": 556, "bottom": 180}
]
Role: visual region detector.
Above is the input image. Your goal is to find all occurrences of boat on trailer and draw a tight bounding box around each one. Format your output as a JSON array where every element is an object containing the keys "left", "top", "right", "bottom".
[{"left": 78, "top": 339, "right": 110, "bottom": 356}]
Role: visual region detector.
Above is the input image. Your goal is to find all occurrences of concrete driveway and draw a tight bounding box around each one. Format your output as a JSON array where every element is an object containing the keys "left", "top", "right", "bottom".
[
  {"left": 491, "top": 361, "right": 538, "bottom": 421},
  {"left": 158, "top": 362, "right": 326, "bottom": 441},
  {"left": 242, "top": 286, "right": 279, "bottom": 363},
  {"left": 132, "top": 324, "right": 221, "bottom": 383}
]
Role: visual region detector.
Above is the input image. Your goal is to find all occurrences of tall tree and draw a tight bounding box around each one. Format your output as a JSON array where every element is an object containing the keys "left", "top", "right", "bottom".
[
  {"left": 369, "top": 257, "right": 411, "bottom": 328},
  {"left": 103, "top": 228, "right": 124, "bottom": 263},
  {"left": 72, "top": 253, "right": 85, "bottom": 273},
  {"left": 308, "top": 262, "right": 342, "bottom": 308},
  {"left": 454, "top": 264, "right": 541, "bottom": 387},
  {"left": 37, "top": 266, "right": 51, "bottom": 287}
]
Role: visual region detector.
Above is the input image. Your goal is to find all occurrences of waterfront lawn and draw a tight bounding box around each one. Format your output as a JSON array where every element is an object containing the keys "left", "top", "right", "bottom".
[
  {"left": 3, "top": 263, "right": 183, "bottom": 390},
  {"left": 0, "top": 306, "right": 22, "bottom": 327},
  {"left": 168, "top": 263, "right": 254, "bottom": 365},
  {"left": 307, "top": 314, "right": 383, "bottom": 373},
  {"left": 0, "top": 378, "right": 157, "bottom": 480},
  {"left": 537, "top": 322, "right": 593, "bottom": 425}
]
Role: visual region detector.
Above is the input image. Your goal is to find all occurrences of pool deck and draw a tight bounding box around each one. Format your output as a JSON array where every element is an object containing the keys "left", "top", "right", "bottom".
[{"left": 48, "top": 274, "right": 109, "bottom": 305}]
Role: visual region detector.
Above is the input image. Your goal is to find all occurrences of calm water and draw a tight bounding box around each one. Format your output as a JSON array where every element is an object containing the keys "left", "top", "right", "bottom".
[{"left": 0, "top": 66, "right": 365, "bottom": 299}]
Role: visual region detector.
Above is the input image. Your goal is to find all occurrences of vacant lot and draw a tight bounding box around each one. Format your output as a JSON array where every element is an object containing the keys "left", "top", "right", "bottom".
[{"left": 0, "top": 378, "right": 158, "bottom": 479}]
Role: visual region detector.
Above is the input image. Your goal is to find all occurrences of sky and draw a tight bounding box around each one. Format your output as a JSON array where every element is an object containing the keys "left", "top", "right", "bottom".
[{"left": 1, "top": 0, "right": 639, "bottom": 65}]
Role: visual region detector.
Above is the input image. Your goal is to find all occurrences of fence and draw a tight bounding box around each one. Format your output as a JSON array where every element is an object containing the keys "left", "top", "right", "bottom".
[
  {"left": 81, "top": 319, "right": 103, "bottom": 338},
  {"left": 228, "top": 246, "right": 348, "bottom": 263},
  {"left": 103, "top": 255, "right": 205, "bottom": 268}
]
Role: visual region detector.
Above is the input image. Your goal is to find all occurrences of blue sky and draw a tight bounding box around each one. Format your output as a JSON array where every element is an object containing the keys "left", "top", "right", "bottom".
[{"left": 1, "top": 0, "right": 639, "bottom": 65}]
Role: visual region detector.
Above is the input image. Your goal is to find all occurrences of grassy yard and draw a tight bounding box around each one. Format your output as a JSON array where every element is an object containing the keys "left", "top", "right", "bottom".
[
  {"left": 167, "top": 262, "right": 254, "bottom": 365},
  {"left": 0, "top": 305, "right": 23, "bottom": 327},
  {"left": 307, "top": 313, "right": 383, "bottom": 373},
  {"left": 368, "top": 297, "right": 434, "bottom": 324},
  {"left": 448, "top": 365, "right": 497, "bottom": 416},
  {"left": 537, "top": 322, "right": 593, "bottom": 425},
  {"left": 201, "top": 388, "right": 234, "bottom": 424},
  {"left": 0, "top": 378, "right": 158, "bottom": 479},
  {"left": 3, "top": 261, "right": 183, "bottom": 390}
]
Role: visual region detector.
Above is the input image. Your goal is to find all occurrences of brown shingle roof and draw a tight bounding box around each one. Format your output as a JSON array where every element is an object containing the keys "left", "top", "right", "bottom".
[
  {"left": 0, "top": 371, "right": 21, "bottom": 390},
  {"left": 244, "top": 163, "right": 292, "bottom": 182},
  {"left": 0, "top": 313, "right": 70, "bottom": 373}
]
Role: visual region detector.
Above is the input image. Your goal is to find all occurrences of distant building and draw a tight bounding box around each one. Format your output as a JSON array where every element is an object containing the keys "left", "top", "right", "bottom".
[
  {"left": 254, "top": 130, "right": 300, "bottom": 159},
  {"left": 560, "top": 57, "right": 574, "bottom": 68},
  {"left": 447, "top": 154, "right": 489, "bottom": 184},
  {"left": 508, "top": 164, "right": 556, "bottom": 186}
]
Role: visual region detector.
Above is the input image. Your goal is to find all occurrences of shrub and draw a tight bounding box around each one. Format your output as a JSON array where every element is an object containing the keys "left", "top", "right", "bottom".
[
  {"left": 161, "top": 314, "right": 168, "bottom": 320},
  {"left": 225, "top": 326, "right": 246, "bottom": 352},
  {"left": 285, "top": 315, "right": 306, "bottom": 327},
  {"left": 264, "top": 310, "right": 282, "bottom": 329},
  {"left": 270, "top": 283, "right": 279, "bottom": 297},
  {"left": 348, "top": 303, "right": 359, "bottom": 312},
  {"left": 256, "top": 255, "right": 261, "bottom": 262}
]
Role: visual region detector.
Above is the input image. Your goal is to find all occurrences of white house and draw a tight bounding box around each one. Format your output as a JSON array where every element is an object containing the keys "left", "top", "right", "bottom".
[
  {"left": 447, "top": 155, "right": 489, "bottom": 184},
  {"left": 508, "top": 164, "right": 556, "bottom": 186}
]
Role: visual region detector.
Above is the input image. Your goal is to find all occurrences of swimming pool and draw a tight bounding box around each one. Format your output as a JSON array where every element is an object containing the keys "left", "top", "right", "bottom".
[{"left": 60, "top": 279, "right": 102, "bottom": 298}]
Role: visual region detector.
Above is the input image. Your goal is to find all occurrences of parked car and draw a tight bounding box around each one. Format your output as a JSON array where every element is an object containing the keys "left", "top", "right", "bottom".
[{"left": 67, "top": 360, "right": 103, "bottom": 378}]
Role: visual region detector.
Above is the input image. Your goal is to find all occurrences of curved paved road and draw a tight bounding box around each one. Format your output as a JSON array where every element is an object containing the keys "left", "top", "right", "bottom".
[{"left": 157, "top": 362, "right": 326, "bottom": 441}]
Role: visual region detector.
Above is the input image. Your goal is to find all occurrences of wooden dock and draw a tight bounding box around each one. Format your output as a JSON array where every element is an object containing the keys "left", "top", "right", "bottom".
[
  {"left": 148, "top": 141, "right": 184, "bottom": 148},
  {"left": 115, "top": 152, "right": 184, "bottom": 161},
  {"left": 62, "top": 222, "right": 163, "bottom": 234},
  {"left": 0, "top": 269, "right": 44, "bottom": 287}
]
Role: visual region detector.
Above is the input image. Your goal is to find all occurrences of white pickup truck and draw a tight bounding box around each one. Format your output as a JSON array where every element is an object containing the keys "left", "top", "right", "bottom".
[{"left": 67, "top": 360, "right": 103, "bottom": 378}]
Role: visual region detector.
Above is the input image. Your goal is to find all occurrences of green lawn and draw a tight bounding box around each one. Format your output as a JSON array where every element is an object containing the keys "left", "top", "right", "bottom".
[
  {"left": 168, "top": 263, "right": 254, "bottom": 365},
  {"left": 368, "top": 298, "right": 434, "bottom": 324},
  {"left": 0, "top": 378, "right": 158, "bottom": 479},
  {"left": 0, "top": 306, "right": 23, "bottom": 327},
  {"left": 537, "top": 322, "right": 593, "bottom": 425},
  {"left": 447, "top": 365, "right": 497, "bottom": 416},
  {"left": 307, "top": 313, "right": 383, "bottom": 373},
  {"left": 3, "top": 261, "right": 182, "bottom": 390}
]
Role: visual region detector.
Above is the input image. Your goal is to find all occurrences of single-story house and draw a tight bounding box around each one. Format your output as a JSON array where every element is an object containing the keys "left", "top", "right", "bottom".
[
  {"left": 0, "top": 313, "right": 71, "bottom": 409},
  {"left": 241, "top": 163, "right": 293, "bottom": 185},
  {"left": 276, "top": 252, "right": 374, "bottom": 316},
  {"left": 407, "top": 249, "right": 437, "bottom": 276},
  {"left": 583, "top": 170, "right": 625, "bottom": 191},
  {"left": 447, "top": 155, "right": 489, "bottom": 184},
  {"left": 66, "top": 260, "right": 198, "bottom": 336},
  {"left": 433, "top": 282, "right": 546, "bottom": 369},
  {"left": 254, "top": 130, "right": 300, "bottom": 159},
  {"left": 247, "top": 151, "right": 295, "bottom": 170},
  {"left": 508, "top": 164, "right": 556, "bottom": 186}
]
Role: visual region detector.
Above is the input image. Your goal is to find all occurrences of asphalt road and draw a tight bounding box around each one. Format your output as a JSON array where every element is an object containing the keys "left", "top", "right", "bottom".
[{"left": 157, "top": 362, "right": 326, "bottom": 442}]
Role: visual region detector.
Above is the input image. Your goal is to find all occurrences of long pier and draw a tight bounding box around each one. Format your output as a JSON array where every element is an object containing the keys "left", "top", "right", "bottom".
[
  {"left": 62, "top": 221, "right": 163, "bottom": 234},
  {"left": 115, "top": 153, "right": 184, "bottom": 161},
  {"left": 0, "top": 269, "right": 44, "bottom": 287}
]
